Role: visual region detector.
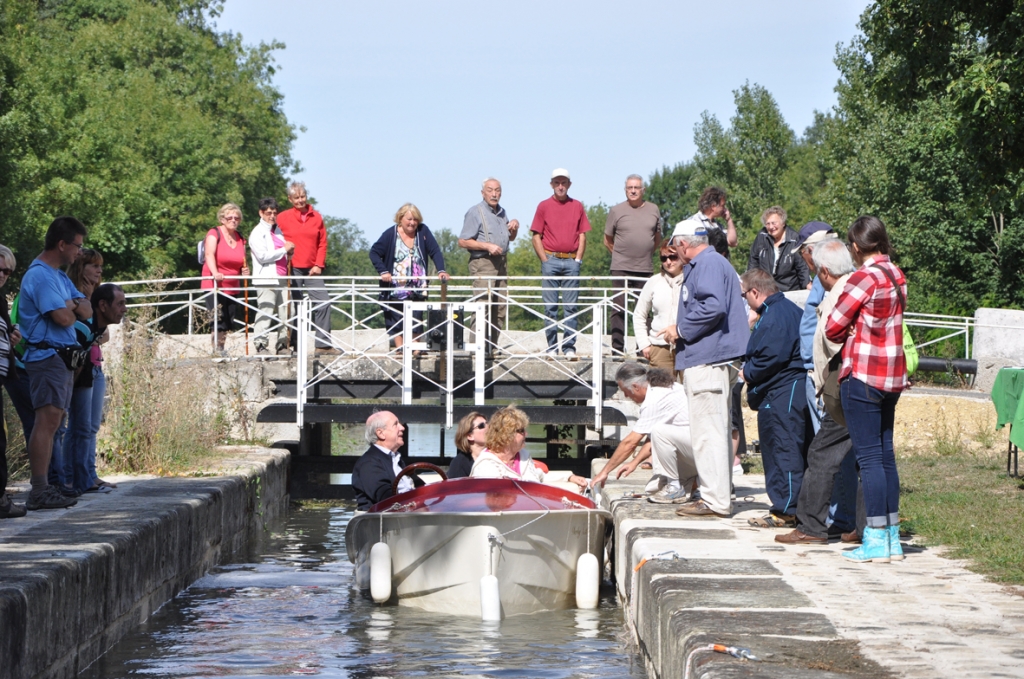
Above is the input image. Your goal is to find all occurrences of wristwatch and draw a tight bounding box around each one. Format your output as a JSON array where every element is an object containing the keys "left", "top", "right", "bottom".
[{"left": 72, "top": 298, "right": 81, "bottom": 309}]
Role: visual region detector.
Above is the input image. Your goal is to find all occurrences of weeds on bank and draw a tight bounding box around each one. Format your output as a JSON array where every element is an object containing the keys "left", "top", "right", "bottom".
[
  {"left": 100, "top": 295, "right": 226, "bottom": 474},
  {"left": 899, "top": 447, "right": 1024, "bottom": 584},
  {"left": 3, "top": 401, "right": 29, "bottom": 482}
]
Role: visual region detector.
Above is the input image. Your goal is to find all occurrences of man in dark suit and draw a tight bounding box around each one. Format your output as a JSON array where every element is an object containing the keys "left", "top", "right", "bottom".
[{"left": 352, "top": 410, "right": 413, "bottom": 510}]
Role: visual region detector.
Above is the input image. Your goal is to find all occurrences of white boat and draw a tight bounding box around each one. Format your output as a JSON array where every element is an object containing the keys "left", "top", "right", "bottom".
[{"left": 346, "top": 476, "right": 612, "bottom": 619}]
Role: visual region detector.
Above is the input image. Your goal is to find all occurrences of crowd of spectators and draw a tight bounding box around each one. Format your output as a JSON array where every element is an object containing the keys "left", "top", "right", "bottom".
[{"left": 3, "top": 175, "right": 911, "bottom": 570}]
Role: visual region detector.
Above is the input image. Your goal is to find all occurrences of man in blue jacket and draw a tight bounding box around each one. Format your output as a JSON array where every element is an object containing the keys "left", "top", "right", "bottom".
[
  {"left": 660, "top": 219, "right": 748, "bottom": 518},
  {"left": 739, "top": 268, "right": 811, "bottom": 528}
]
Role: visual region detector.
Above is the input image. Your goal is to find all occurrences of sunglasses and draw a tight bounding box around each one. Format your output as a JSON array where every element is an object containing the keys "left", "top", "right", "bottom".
[
  {"left": 474, "top": 421, "right": 487, "bottom": 430},
  {"left": 660, "top": 254, "right": 679, "bottom": 262},
  {"left": 0, "top": 268, "right": 12, "bottom": 276}
]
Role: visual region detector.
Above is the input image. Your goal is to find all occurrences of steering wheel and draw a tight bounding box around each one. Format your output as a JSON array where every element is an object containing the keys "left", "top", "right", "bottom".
[{"left": 391, "top": 462, "right": 448, "bottom": 495}]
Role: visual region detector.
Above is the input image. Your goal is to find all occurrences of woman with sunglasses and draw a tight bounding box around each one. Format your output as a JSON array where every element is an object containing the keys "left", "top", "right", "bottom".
[
  {"left": 448, "top": 411, "right": 488, "bottom": 479},
  {"left": 470, "top": 405, "right": 587, "bottom": 490},
  {"left": 633, "top": 237, "right": 685, "bottom": 374},
  {"left": 201, "top": 203, "right": 250, "bottom": 354}
]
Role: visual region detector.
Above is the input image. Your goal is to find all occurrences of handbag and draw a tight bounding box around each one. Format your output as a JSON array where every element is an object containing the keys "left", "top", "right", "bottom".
[{"left": 870, "top": 263, "right": 918, "bottom": 376}]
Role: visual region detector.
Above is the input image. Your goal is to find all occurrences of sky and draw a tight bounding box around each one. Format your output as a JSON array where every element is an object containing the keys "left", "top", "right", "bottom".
[{"left": 213, "top": 1, "right": 871, "bottom": 239}]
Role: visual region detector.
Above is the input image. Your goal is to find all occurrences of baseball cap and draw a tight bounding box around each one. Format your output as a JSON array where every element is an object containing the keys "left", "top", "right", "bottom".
[
  {"left": 671, "top": 218, "right": 707, "bottom": 240},
  {"left": 796, "top": 221, "right": 836, "bottom": 249},
  {"left": 551, "top": 168, "right": 571, "bottom": 180}
]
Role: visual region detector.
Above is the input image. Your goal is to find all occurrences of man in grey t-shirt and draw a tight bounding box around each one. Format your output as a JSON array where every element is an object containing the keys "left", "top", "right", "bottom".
[
  {"left": 604, "top": 174, "right": 661, "bottom": 356},
  {"left": 459, "top": 177, "right": 519, "bottom": 355}
]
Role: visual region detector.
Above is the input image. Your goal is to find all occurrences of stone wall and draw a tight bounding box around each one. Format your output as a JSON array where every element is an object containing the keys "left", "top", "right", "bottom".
[
  {"left": 0, "top": 448, "right": 290, "bottom": 679},
  {"left": 973, "top": 308, "right": 1024, "bottom": 392}
]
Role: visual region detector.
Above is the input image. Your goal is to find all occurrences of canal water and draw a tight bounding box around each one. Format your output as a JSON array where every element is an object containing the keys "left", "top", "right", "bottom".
[{"left": 83, "top": 505, "right": 647, "bottom": 679}]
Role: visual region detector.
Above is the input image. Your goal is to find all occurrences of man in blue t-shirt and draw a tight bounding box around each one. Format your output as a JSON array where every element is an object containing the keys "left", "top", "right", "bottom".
[{"left": 19, "top": 216, "right": 92, "bottom": 510}]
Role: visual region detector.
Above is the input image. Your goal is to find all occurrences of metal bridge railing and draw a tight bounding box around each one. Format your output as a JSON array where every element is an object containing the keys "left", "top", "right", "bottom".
[{"left": 108, "top": 275, "right": 978, "bottom": 428}]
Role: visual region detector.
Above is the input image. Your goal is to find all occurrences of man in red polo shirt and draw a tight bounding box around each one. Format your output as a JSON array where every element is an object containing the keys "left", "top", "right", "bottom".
[
  {"left": 276, "top": 181, "right": 337, "bottom": 355},
  {"left": 531, "top": 168, "right": 590, "bottom": 360}
]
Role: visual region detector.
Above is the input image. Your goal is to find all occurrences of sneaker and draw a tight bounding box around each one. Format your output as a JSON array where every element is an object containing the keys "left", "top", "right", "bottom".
[
  {"left": 644, "top": 474, "right": 667, "bottom": 495},
  {"left": 0, "top": 493, "right": 27, "bottom": 518},
  {"left": 647, "top": 486, "right": 690, "bottom": 504},
  {"left": 315, "top": 347, "right": 343, "bottom": 356},
  {"left": 545, "top": 348, "right": 559, "bottom": 359},
  {"left": 732, "top": 463, "right": 744, "bottom": 476},
  {"left": 26, "top": 486, "right": 78, "bottom": 510},
  {"left": 255, "top": 346, "right": 269, "bottom": 355},
  {"left": 564, "top": 349, "right": 577, "bottom": 361}
]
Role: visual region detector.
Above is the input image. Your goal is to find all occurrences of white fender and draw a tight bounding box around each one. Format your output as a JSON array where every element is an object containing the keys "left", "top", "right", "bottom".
[
  {"left": 370, "top": 542, "right": 392, "bottom": 604},
  {"left": 575, "top": 552, "right": 600, "bottom": 609},
  {"left": 479, "top": 574, "right": 501, "bottom": 621}
]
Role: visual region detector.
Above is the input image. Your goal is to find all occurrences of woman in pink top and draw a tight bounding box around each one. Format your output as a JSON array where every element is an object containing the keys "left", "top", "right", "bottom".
[{"left": 201, "top": 203, "right": 250, "bottom": 353}]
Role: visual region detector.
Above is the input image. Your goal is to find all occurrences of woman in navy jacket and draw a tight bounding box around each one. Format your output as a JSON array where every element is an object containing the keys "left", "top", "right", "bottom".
[{"left": 369, "top": 203, "right": 449, "bottom": 350}]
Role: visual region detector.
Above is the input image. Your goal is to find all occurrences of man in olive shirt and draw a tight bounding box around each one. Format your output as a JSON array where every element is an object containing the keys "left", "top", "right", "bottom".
[
  {"left": 459, "top": 177, "right": 519, "bottom": 355},
  {"left": 604, "top": 174, "right": 662, "bottom": 356}
]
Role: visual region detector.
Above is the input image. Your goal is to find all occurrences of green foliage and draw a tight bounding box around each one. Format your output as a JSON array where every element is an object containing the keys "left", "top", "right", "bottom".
[
  {"left": 650, "top": 83, "right": 825, "bottom": 271},
  {"left": 646, "top": 161, "right": 698, "bottom": 235},
  {"left": 817, "top": 37, "right": 1023, "bottom": 312},
  {"left": 0, "top": 0, "right": 297, "bottom": 279},
  {"left": 433, "top": 227, "right": 469, "bottom": 278},
  {"left": 322, "top": 216, "right": 375, "bottom": 279}
]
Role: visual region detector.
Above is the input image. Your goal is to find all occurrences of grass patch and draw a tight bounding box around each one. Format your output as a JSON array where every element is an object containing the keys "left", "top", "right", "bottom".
[{"left": 899, "top": 448, "right": 1024, "bottom": 584}]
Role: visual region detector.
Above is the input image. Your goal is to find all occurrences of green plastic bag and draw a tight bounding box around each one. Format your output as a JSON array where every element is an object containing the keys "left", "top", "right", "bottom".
[{"left": 903, "top": 320, "right": 918, "bottom": 376}]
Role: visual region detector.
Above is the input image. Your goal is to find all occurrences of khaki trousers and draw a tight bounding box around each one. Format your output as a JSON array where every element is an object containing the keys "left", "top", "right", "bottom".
[
  {"left": 651, "top": 426, "right": 696, "bottom": 489},
  {"left": 469, "top": 255, "right": 507, "bottom": 350},
  {"left": 683, "top": 362, "right": 738, "bottom": 515}
]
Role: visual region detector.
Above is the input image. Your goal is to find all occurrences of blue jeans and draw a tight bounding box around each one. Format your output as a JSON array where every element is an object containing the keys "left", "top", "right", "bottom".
[
  {"left": 841, "top": 376, "right": 901, "bottom": 528},
  {"left": 541, "top": 258, "right": 580, "bottom": 352},
  {"left": 62, "top": 385, "right": 93, "bottom": 493},
  {"left": 62, "top": 366, "right": 106, "bottom": 492},
  {"left": 87, "top": 368, "right": 106, "bottom": 485}
]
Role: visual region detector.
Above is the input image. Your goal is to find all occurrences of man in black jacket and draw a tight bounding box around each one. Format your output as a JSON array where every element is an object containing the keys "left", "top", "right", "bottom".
[
  {"left": 739, "top": 268, "right": 811, "bottom": 528},
  {"left": 747, "top": 206, "right": 810, "bottom": 292},
  {"left": 352, "top": 411, "right": 413, "bottom": 510}
]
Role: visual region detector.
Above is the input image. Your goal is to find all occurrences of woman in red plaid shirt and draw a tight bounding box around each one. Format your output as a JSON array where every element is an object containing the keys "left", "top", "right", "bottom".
[{"left": 825, "top": 215, "right": 908, "bottom": 564}]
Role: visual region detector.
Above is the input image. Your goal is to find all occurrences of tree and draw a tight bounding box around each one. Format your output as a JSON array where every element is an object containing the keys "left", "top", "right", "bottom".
[
  {"left": 817, "top": 32, "right": 1024, "bottom": 312},
  {"left": 0, "top": 0, "right": 297, "bottom": 279},
  {"left": 321, "top": 216, "right": 375, "bottom": 279},
  {"left": 645, "top": 161, "right": 699, "bottom": 235}
]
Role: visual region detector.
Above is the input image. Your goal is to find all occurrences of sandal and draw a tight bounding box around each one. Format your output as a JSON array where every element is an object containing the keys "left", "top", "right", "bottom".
[{"left": 747, "top": 513, "right": 796, "bottom": 528}]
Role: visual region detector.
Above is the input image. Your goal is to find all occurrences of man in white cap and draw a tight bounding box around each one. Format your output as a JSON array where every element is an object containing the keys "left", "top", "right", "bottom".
[
  {"left": 659, "top": 218, "right": 748, "bottom": 517},
  {"left": 531, "top": 169, "right": 591, "bottom": 359}
]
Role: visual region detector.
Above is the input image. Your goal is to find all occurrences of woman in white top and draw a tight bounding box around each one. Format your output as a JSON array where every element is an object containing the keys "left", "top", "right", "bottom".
[
  {"left": 470, "top": 405, "right": 588, "bottom": 490},
  {"left": 633, "top": 238, "right": 684, "bottom": 374},
  {"left": 248, "top": 197, "right": 294, "bottom": 355}
]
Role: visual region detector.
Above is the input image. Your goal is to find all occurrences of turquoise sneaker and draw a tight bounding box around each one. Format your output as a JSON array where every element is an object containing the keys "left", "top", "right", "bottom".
[
  {"left": 888, "top": 524, "right": 905, "bottom": 561},
  {"left": 842, "top": 526, "right": 891, "bottom": 563}
]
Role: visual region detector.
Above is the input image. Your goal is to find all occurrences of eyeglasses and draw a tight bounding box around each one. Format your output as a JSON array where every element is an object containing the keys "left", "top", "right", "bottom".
[
  {"left": 65, "top": 241, "right": 83, "bottom": 251},
  {"left": 741, "top": 289, "right": 753, "bottom": 296},
  {"left": 0, "top": 268, "right": 12, "bottom": 276},
  {"left": 223, "top": 215, "right": 241, "bottom": 222},
  {"left": 660, "top": 254, "right": 679, "bottom": 262},
  {"left": 474, "top": 421, "right": 487, "bottom": 430}
]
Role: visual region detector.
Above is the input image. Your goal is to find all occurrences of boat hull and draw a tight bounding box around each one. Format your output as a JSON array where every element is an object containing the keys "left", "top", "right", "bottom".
[{"left": 346, "top": 480, "right": 611, "bottom": 618}]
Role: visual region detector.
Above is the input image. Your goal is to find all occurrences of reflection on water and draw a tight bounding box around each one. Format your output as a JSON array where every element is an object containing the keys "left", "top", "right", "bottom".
[{"left": 83, "top": 506, "right": 645, "bottom": 679}]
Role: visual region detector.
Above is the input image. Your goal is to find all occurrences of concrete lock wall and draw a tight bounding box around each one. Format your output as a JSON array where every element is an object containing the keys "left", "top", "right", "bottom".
[
  {"left": 973, "top": 308, "right": 1024, "bottom": 393},
  {"left": 0, "top": 448, "right": 290, "bottom": 679}
]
